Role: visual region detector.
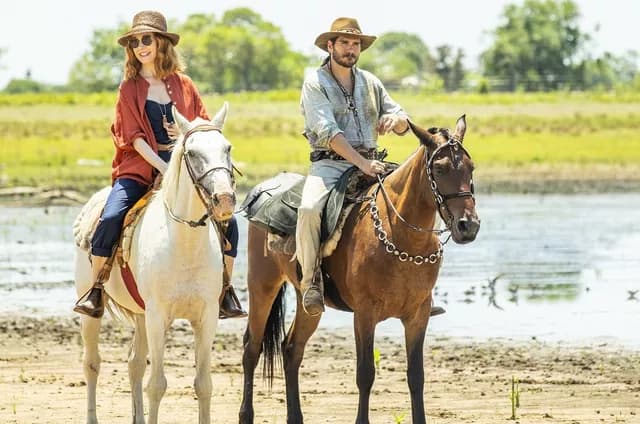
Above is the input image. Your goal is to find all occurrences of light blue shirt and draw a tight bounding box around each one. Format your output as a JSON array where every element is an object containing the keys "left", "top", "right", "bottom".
[{"left": 300, "top": 64, "right": 408, "bottom": 151}]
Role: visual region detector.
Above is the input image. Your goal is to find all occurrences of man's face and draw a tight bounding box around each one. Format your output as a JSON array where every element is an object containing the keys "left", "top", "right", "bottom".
[{"left": 329, "top": 35, "right": 361, "bottom": 68}]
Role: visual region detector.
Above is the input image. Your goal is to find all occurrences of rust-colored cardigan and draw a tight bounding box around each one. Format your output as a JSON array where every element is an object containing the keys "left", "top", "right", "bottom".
[{"left": 110, "top": 73, "right": 210, "bottom": 186}]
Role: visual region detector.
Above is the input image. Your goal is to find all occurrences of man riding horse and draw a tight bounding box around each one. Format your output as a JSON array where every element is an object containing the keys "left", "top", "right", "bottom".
[{"left": 297, "top": 17, "right": 445, "bottom": 317}]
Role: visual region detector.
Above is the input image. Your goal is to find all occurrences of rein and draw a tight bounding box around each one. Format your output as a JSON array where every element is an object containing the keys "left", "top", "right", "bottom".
[
  {"left": 164, "top": 123, "right": 233, "bottom": 228},
  {"left": 370, "top": 134, "right": 474, "bottom": 265}
]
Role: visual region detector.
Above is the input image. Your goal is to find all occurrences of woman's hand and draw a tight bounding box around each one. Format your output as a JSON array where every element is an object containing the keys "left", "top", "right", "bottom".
[{"left": 163, "top": 116, "right": 180, "bottom": 141}]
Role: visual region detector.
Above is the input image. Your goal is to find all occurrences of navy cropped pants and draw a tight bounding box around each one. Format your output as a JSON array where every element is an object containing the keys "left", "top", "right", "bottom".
[{"left": 91, "top": 177, "right": 238, "bottom": 258}]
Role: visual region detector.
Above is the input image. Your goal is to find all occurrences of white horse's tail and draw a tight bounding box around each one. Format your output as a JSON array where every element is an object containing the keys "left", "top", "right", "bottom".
[{"left": 104, "top": 294, "right": 138, "bottom": 323}]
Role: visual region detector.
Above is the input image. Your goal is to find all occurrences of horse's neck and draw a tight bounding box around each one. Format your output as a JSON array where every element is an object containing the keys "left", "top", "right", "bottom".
[
  {"left": 380, "top": 146, "right": 437, "bottom": 231},
  {"left": 161, "top": 166, "right": 210, "bottom": 244}
]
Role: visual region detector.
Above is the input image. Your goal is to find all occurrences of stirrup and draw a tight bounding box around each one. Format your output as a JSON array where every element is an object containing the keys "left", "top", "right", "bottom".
[{"left": 301, "top": 268, "right": 324, "bottom": 317}]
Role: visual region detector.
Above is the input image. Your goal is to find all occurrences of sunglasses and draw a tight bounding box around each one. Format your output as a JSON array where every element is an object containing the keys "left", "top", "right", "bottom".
[{"left": 128, "top": 34, "right": 154, "bottom": 49}]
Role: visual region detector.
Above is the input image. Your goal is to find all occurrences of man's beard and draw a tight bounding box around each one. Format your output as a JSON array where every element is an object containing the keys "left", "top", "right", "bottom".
[{"left": 332, "top": 51, "right": 358, "bottom": 68}]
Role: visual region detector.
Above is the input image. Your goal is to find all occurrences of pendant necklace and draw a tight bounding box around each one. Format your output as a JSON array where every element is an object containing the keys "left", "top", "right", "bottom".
[
  {"left": 158, "top": 102, "right": 167, "bottom": 119},
  {"left": 328, "top": 61, "right": 364, "bottom": 140}
]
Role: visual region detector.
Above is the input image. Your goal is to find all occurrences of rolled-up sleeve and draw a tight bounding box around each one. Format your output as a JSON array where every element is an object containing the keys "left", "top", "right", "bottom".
[
  {"left": 377, "top": 79, "right": 409, "bottom": 120},
  {"left": 377, "top": 80, "right": 410, "bottom": 135},
  {"left": 301, "top": 80, "right": 343, "bottom": 149},
  {"left": 111, "top": 93, "right": 144, "bottom": 152}
]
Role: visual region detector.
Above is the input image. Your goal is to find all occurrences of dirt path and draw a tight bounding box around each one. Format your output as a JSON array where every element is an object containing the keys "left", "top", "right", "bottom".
[{"left": 0, "top": 316, "right": 638, "bottom": 423}]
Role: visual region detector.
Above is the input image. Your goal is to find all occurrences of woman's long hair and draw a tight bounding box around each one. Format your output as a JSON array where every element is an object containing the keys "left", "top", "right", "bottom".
[{"left": 123, "top": 34, "right": 185, "bottom": 80}]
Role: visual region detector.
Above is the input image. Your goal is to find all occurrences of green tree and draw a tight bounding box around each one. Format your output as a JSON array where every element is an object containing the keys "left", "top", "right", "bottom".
[
  {"left": 359, "top": 32, "right": 434, "bottom": 89},
  {"left": 434, "top": 45, "right": 466, "bottom": 91},
  {"left": 3, "top": 78, "right": 47, "bottom": 93},
  {"left": 572, "top": 50, "right": 639, "bottom": 90},
  {"left": 67, "top": 25, "right": 127, "bottom": 92},
  {"left": 177, "top": 8, "right": 307, "bottom": 92},
  {"left": 481, "top": 0, "right": 588, "bottom": 91}
]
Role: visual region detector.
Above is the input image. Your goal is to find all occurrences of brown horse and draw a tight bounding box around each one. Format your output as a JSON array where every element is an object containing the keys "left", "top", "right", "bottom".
[{"left": 239, "top": 116, "right": 480, "bottom": 424}]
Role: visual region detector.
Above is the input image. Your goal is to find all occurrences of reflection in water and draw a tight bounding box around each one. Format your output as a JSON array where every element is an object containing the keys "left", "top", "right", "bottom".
[{"left": 1, "top": 194, "right": 639, "bottom": 346}]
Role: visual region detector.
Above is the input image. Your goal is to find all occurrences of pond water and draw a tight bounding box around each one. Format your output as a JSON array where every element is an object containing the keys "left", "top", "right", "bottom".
[{"left": 1, "top": 194, "right": 639, "bottom": 347}]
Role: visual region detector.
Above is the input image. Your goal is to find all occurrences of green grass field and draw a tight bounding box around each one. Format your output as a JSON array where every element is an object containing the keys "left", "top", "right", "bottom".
[{"left": 1, "top": 90, "right": 639, "bottom": 194}]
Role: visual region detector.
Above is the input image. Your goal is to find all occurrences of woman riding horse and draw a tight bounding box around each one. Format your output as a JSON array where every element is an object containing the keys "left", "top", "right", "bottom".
[{"left": 73, "top": 10, "right": 245, "bottom": 319}]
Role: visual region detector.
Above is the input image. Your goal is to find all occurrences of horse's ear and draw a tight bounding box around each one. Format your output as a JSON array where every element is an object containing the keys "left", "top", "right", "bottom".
[
  {"left": 211, "top": 102, "right": 229, "bottom": 130},
  {"left": 454, "top": 114, "right": 467, "bottom": 142},
  {"left": 408, "top": 120, "right": 437, "bottom": 149},
  {"left": 172, "top": 106, "right": 191, "bottom": 134}
]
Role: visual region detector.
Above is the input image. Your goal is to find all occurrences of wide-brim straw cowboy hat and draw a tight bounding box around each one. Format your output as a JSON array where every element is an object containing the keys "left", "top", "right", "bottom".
[
  {"left": 314, "top": 17, "right": 377, "bottom": 52},
  {"left": 117, "top": 10, "right": 180, "bottom": 47}
]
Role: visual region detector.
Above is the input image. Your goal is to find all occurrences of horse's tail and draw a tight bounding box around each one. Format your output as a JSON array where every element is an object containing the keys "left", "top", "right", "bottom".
[{"left": 262, "top": 284, "right": 287, "bottom": 386}]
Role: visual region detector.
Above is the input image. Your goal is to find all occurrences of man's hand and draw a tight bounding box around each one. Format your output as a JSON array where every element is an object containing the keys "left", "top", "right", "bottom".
[
  {"left": 360, "top": 159, "right": 386, "bottom": 177},
  {"left": 376, "top": 114, "right": 408, "bottom": 135}
]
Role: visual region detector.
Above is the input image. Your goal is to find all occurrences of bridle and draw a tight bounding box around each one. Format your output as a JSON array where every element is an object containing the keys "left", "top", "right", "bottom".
[
  {"left": 164, "top": 124, "right": 236, "bottom": 228},
  {"left": 425, "top": 131, "right": 475, "bottom": 228},
  {"left": 370, "top": 129, "right": 475, "bottom": 265}
]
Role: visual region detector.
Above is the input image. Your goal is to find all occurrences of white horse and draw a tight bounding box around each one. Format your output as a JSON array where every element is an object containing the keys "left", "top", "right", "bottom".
[{"left": 73, "top": 103, "right": 236, "bottom": 424}]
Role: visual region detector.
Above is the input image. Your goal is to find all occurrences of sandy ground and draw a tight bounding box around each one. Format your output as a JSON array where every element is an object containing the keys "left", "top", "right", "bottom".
[{"left": 0, "top": 316, "right": 638, "bottom": 424}]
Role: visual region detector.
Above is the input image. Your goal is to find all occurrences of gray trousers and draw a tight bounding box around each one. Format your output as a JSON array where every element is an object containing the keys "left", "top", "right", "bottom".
[{"left": 295, "top": 159, "right": 353, "bottom": 286}]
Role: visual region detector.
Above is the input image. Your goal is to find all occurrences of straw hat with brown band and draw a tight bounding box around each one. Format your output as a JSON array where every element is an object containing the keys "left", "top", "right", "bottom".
[
  {"left": 117, "top": 10, "right": 180, "bottom": 47},
  {"left": 314, "top": 17, "right": 377, "bottom": 52}
]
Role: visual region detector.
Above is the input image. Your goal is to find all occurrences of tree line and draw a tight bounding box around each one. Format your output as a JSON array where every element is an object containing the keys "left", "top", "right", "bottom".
[{"left": 3, "top": 1, "right": 639, "bottom": 94}]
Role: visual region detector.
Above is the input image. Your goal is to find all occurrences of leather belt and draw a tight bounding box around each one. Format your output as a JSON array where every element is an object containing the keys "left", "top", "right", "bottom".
[
  {"left": 157, "top": 143, "right": 175, "bottom": 152},
  {"left": 310, "top": 148, "right": 382, "bottom": 162}
]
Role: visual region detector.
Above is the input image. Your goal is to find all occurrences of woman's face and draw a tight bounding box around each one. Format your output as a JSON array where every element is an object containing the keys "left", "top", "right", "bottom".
[{"left": 128, "top": 33, "right": 157, "bottom": 65}]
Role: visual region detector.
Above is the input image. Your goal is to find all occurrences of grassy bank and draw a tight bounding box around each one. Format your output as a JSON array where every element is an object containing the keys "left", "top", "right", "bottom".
[{"left": 2, "top": 91, "right": 640, "bottom": 199}]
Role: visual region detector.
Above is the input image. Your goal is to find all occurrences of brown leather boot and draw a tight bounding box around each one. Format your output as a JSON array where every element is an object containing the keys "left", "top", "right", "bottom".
[
  {"left": 219, "top": 283, "right": 247, "bottom": 319},
  {"left": 73, "top": 283, "right": 105, "bottom": 319},
  {"left": 302, "top": 268, "right": 324, "bottom": 317},
  {"left": 430, "top": 305, "right": 446, "bottom": 317}
]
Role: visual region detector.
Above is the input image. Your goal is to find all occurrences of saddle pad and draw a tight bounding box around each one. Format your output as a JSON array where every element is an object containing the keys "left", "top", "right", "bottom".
[
  {"left": 242, "top": 166, "right": 373, "bottom": 242},
  {"left": 240, "top": 172, "right": 305, "bottom": 236}
]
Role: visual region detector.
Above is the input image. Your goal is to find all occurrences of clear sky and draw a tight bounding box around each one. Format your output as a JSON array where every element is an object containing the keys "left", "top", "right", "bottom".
[{"left": 0, "top": 0, "right": 637, "bottom": 88}]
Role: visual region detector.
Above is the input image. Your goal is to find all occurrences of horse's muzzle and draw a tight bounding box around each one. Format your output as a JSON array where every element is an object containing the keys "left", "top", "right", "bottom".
[
  {"left": 211, "top": 192, "right": 236, "bottom": 221},
  {"left": 453, "top": 214, "right": 480, "bottom": 243}
]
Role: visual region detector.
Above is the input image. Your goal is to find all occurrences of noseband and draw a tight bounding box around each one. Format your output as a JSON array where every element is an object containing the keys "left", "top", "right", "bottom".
[{"left": 164, "top": 124, "right": 235, "bottom": 228}]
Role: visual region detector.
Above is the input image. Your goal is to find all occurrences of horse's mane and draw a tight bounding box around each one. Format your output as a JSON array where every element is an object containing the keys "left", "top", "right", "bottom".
[
  {"left": 161, "top": 133, "right": 185, "bottom": 205},
  {"left": 161, "top": 117, "right": 208, "bottom": 203}
]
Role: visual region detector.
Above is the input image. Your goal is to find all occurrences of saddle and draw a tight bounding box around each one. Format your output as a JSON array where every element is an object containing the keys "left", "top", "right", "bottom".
[
  {"left": 239, "top": 164, "right": 397, "bottom": 256},
  {"left": 73, "top": 187, "right": 156, "bottom": 309}
]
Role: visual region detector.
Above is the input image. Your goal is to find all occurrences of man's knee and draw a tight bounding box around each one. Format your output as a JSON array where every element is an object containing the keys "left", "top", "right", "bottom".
[{"left": 298, "top": 201, "right": 323, "bottom": 221}]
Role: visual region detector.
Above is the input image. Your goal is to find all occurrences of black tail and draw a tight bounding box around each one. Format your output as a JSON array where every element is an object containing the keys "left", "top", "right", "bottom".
[{"left": 262, "top": 284, "right": 287, "bottom": 386}]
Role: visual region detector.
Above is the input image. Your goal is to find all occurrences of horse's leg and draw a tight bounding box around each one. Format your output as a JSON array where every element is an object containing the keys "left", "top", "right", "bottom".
[
  {"left": 402, "top": 308, "right": 430, "bottom": 424},
  {"left": 354, "top": 312, "right": 377, "bottom": 424},
  {"left": 239, "top": 281, "right": 285, "bottom": 424},
  {"left": 191, "top": 308, "right": 218, "bottom": 424},
  {"left": 283, "top": 291, "right": 322, "bottom": 424},
  {"left": 128, "top": 314, "right": 148, "bottom": 424},
  {"left": 81, "top": 315, "right": 102, "bottom": 424},
  {"left": 145, "top": 305, "right": 169, "bottom": 424}
]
